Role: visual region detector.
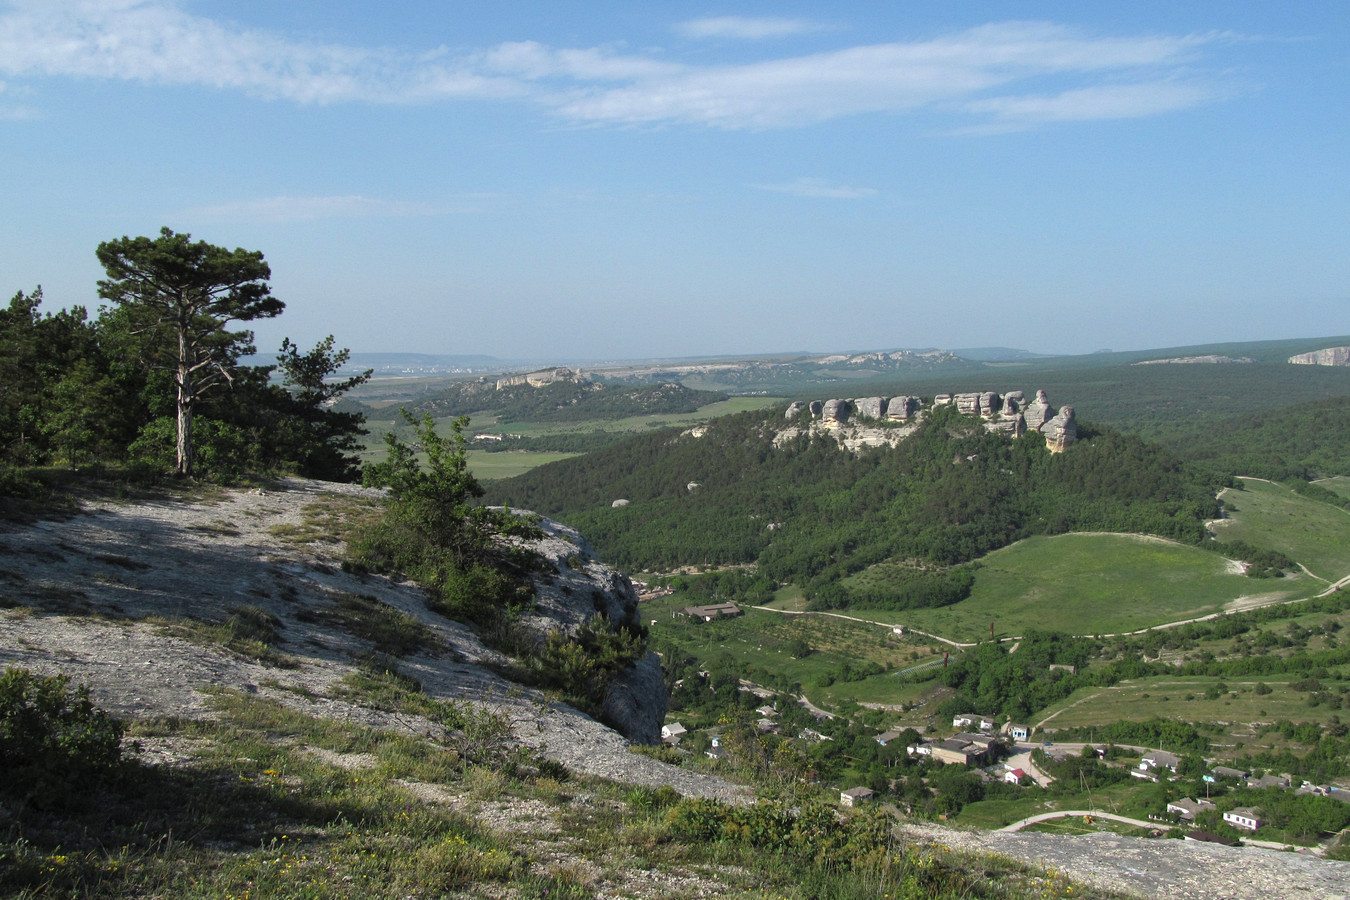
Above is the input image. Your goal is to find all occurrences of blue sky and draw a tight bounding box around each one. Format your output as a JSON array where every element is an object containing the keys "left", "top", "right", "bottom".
[{"left": 2, "top": 2, "right": 1347, "bottom": 360}]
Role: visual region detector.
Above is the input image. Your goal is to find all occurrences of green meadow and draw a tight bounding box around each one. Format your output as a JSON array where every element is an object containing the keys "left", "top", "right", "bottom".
[
  {"left": 1214, "top": 477, "right": 1350, "bottom": 582},
  {"left": 860, "top": 534, "right": 1283, "bottom": 644},
  {"left": 1316, "top": 475, "right": 1350, "bottom": 499}
]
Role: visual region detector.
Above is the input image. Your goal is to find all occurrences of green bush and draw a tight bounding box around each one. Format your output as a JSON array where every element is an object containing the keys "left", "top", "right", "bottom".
[{"left": 0, "top": 668, "right": 124, "bottom": 808}]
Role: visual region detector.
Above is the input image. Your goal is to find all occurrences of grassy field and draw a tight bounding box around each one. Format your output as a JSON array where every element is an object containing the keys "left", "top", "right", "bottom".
[
  {"left": 1214, "top": 477, "right": 1350, "bottom": 581},
  {"left": 855, "top": 534, "right": 1289, "bottom": 644},
  {"left": 1031, "top": 675, "right": 1350, "bottom": 730},
  {"left": 1316, "top": 475, "right": 1350, "bottom": 500}
]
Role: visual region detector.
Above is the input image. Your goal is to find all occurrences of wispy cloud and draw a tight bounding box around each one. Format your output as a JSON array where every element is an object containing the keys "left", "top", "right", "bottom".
[
  {"left": 181, "top": 195, "right": 483, "bottom": 224},
  {"left": 0, "top": 4, "right": 1237, "bottom": 130},
  {"left": 960, "top": 80, "right": 1220, "bottom": 132},
  {"left": 753, "top": 178, "right": 877, "bottom": 199},
  {"left": 674, "top": 17, "right": 828, "bottom": 41}
]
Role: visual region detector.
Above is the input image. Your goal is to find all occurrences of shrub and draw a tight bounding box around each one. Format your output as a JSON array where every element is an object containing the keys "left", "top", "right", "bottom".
[{"left": 0, "top": 668, "right": 123, "bottom": 808}]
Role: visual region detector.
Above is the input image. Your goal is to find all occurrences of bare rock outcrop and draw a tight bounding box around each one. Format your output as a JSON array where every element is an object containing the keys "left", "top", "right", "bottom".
[
  {"left": 854, "top": 396, "right": 886, "bottom": 419},
  {"left": 1041, "top": 406, "right": 1077, "bottom": 453},
  {"left": 1023, "top": 389, "right": 1052, "bottom": 430},
  {"left": 1289, "top": 346, "right": 1350, "bottom": 366},
  {"left": 781, "top": 387, "right": 1074, "bottom": 452}
]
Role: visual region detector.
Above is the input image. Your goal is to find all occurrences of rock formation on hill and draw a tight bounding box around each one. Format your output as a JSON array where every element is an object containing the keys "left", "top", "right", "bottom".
[
  {"left": 783, "top": 388, "right": 1076, "bottom": 453},
  {"left": 0, "top": 479, "right": 698, "bottom": 788},
  {"left": 495, "top": 366, "right": 583, "bottom": 389},
  {"left": 1289, "top": 346, "right": 1350, "bottom": 367}
]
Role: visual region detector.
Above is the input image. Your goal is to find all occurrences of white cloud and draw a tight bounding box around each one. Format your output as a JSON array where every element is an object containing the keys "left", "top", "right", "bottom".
[
  {"left": 554, "top": 22, "right": 1223, "bottom": 128},
  {"left": 0, "top": 5, "right": 1235, "bottom": 130},
  {"left": 961, "top": 81, "right": 1218, "bottom": 131},
  {"left": 752, "top": 178, "right": 877, "bottom": 199},
  {"left": 0, "top": 0, "right": 513, "bottom": 103},
  {"left": 674, "top": 17, "right": 827, "bottom": 40},
  {"left": 181, "top": 195, "right": 481, "bottom": 224}
]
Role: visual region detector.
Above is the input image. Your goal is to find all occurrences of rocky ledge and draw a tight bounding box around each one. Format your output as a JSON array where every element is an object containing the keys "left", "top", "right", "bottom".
[
  {"left": 781, "top": 388, "right": 1077, "bottom": 453},
  {"left": 0, "top": 478, "right": 738, "bottom": 802}
]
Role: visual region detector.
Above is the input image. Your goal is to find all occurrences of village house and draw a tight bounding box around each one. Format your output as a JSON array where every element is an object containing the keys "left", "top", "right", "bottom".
[
  {"left": 677, "top": 602, "right": 742, "bottom": 622},
  {"left": 660, "top": 722, "right": 687, "bottom": 743},
  {"left": 952, "top": 732, "right": 998, "bottom": 750},
  {"left": 1223, "top": 807, "right": 1264, "bottom": 831},
  {"left": 1007, "top": 723, "right": 1030, "bottom": 741},
  {"left": 875, "top": 730, "right": 903, "bottom": 746},
  {"left": 952, "top": 713, "right": 995, "bottom": 732},
  {"left": 1004, "top": 768, "right": 1027, "bottom": 785},
  {"left": 1139, "top": 750, "right": 1181, "bottom": 773},
  {"left": 1246, "top": 773, "right": 1290, "bottom": 790},
  {"left": 1167, "top": 798, "right": 1216, "bottom": 821},
  {"left": 1204, "top": 766, "right": 1247, "bottom": 783},
  {"left": 840, "top": 787, "right": 875, "bottom": 807},
  {"left": 931, "top": 738, "right": 988, "bottom": 766}
]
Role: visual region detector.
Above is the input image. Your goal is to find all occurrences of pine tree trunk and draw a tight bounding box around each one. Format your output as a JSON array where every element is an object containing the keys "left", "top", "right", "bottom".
[{"left": 176, "top": 328, "right": 193, "bottom": 478}]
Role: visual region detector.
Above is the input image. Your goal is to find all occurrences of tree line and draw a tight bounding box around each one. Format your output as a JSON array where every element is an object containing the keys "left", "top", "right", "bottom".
[{"left": 1, "top": 228, "right": 370, "bottom": 488}]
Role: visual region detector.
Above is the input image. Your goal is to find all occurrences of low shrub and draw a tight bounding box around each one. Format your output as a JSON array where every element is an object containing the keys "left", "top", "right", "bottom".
[{"left": 0, "top": 668, "right": 124, "bottom": 809}]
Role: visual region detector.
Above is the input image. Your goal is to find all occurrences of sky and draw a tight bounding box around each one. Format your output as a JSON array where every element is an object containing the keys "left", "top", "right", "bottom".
[{"left": 2, "top": 1, "right": 1348, "bottom": 361}]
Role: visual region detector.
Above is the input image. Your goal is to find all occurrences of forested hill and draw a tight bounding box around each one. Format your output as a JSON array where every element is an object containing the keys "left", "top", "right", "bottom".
[
  {"left": 367, "top": 378, "right": 726, "bottom": 423},
  {"left": 483, "top": 405, "right": 1223, "bottom": 603}
]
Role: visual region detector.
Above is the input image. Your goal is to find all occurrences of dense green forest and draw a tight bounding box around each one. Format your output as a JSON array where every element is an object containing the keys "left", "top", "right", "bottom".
[
  {"left": 365, "top": 378, "right": 726, "bottom": 424},
  {"left": 483, "top": 405, "right": 1227, "bottom": 605}
]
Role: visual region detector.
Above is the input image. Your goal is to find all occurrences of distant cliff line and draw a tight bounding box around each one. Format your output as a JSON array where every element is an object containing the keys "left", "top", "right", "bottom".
[{"left": 781, "top": 389, "right": 1076, "bottom": 453}]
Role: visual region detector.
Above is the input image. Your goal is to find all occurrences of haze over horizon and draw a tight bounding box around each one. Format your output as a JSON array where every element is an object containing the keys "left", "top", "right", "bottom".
[{"left": 2, "top": 2, "right": 1347, "bottom": 360}]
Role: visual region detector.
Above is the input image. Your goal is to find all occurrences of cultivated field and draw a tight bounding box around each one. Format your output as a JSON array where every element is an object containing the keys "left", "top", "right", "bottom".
[{"left": 1031, "top": 675, "right": 1350, "bottom": 730}]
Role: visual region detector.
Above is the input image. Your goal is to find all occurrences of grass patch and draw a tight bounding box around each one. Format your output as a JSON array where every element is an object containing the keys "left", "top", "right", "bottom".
[
  {"left": 151, "top": 605, "right": 297, "bottom": 668},
  {"left": 1315, "top": 475, "right": 1350, "bottom": 501},
  {"left": 268, "top": 495, "right": 382, "bottom": 546},
  {"left": 319, "top": 592, "right": 443, "bottom": 658},
  {"left": 1215, "top": 478, "right": 1350, "bottom": 582},
  {"left": 878, "top": 533, "right": 1295, "bottom": 643}
]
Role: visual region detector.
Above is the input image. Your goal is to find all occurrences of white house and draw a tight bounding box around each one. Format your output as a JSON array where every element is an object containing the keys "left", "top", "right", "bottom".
[
  {"left": 1223, "top": 807, "right": 1263, "bottom": 831},
  {"left": 661, "top": 722, "right": 687, "bottom": 742},
  {"left": 1004, "top": 768, "right": 1027, "bottom": 785},
  {"left": 1140, "top": 750, "right": 1181, "bottom": 773}
]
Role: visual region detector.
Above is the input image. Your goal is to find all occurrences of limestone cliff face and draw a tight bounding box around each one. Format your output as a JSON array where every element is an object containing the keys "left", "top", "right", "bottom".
[
  {"left": 777, "top": 388, "right": 1077, "bottom": 453},
  {"left": 510, "top": 513, "right": 668, "bottom": 745},
  {"left": 1289, "top": 346, "right": 1350, "bottom": 366}
]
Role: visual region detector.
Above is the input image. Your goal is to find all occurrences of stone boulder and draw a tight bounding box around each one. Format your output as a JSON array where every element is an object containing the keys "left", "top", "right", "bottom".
[
  {"left": 1023, "top": 389, "right": 1052, "bottom": 430},
  {"left": 854, "top": 396, "right": 886, "bottom": 419},
  {"left": 887, "top": 396, "right": 919, "bottom": 420},
  {"left": 1041, "top": 406, "right": 1077, "bottom": 453},
  {"left": 1001, "top": 391, "right": 1024, "bottom": 416},
  {"left": 954, "top": 393, "right": 981, "bottom": 416},
  {"left": 784, "top": 401, "right": 807, "bottom": 419},
  {"left": 821, "top": 399, "right": 852, "bottom": 427},
  {"left": 979, "top": 392, "right": 1000, "bottom": 417},
  {"left": 985, "top": 415, "right": 1026, "bottom": 438}
]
